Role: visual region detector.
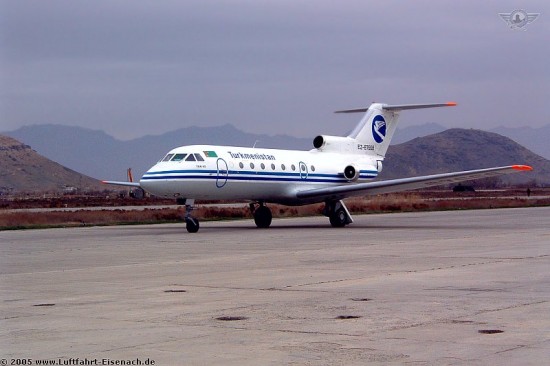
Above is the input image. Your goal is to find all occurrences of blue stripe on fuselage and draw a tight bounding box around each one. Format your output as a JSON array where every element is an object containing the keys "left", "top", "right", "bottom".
[{"left": 141, "top": 169, "right": 378, "bottom": 183}]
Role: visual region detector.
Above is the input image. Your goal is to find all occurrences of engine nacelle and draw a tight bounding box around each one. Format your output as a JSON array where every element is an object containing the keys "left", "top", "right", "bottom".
[
  {"left": 313, "top": 135, "right": 355, "bottom": 152},
  {"left": 376, "top": 160, "right": 383, "bottom": 173},
  {"left": 343, "top": 165, "right": 360, "bottom": 181}
]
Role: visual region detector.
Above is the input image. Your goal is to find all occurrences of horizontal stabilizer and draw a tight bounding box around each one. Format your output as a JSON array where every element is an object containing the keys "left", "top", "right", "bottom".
[
  {"left": 383, "top": 102, "right": 457, "bottom": 111},
  {"left": 335, "top": 102, "right": 456, "bottom": 114},
  {"left": 334, "top": 107, "right": 369, "bottom": 114}
]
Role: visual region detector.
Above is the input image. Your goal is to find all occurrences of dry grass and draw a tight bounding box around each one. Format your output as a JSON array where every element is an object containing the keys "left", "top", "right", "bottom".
[
  {"left": 0, "top": 208, "right": 184, "bottom": 230},
  {"left": 1, "top": 192, "right": 550, "bottom": 230}
]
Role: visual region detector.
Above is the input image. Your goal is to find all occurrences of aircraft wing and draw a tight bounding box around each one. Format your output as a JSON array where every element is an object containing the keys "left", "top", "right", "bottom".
[
  {"left": 296, "top": 165, "right": 533, "bottom": 201},
  {"left": 102, "top": 180, "right": 141, "bottom": 188}
]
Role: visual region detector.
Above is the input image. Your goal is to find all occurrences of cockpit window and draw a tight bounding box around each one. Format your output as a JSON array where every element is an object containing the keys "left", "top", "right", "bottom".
[
  {"left": 163, "top": 152, "right": 204, "bottom": 162},
  {"left": 162, "top": 154, "right": 174, "bottom": 162},
  {"left": 171, "top": 153, "right": 187, "bottom": 162}
]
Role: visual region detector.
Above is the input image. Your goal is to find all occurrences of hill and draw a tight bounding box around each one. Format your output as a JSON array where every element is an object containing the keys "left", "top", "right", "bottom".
[
  {"left": 383, "top": 129, "right": 550, "bottom": 186},
  {"left": 393, "top": 123, "right": 550, "bottom": 160},
  {"left": 0, "top": 135, "right": 104, "bottom": 194}
]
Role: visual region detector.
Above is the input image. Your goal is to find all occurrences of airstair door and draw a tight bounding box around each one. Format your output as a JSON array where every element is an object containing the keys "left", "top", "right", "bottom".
[{"left": 216, "top": 158, "right": 229, "bottom": 188}]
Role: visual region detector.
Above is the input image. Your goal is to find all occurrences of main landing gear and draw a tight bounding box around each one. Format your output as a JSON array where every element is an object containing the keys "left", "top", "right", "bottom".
[
  {"left": 178, "top": 198, "right": 200, "bottom": 233},
  {"left": 249, "top": 202, "right": 272, "bottom": 228},
  {"left": 323, "top": 200, "right": 354, "bottom": 227},
  {"left": 250, "top": 200, "right": 352, "bottom": 229}
]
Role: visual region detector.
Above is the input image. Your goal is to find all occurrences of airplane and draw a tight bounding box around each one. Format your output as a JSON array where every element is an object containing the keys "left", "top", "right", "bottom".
[{"left": 103, "top": 102, "right": 532, "bottom": 232}]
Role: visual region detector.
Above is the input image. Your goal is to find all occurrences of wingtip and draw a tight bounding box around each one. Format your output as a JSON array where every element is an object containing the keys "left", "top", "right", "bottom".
[
  {"left": 446, "top": 102, "right": 457, "bottom": 107},
  {"left": 512, "top": 165, "right": 533, "bottom": 171}
]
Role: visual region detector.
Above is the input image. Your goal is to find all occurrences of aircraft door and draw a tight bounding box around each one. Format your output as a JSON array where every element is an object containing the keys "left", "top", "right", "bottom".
[
  {"left": 216, "top": 158, "right": 229, "bottom": 188},
  {"left": 299, "top": 161, "right": 308, "bottom": 180}
]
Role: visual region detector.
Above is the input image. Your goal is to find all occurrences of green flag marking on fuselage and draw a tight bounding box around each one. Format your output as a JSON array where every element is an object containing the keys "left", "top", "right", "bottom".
[{"left": 203, "top": 151, "right": 218, "bottom": 158}]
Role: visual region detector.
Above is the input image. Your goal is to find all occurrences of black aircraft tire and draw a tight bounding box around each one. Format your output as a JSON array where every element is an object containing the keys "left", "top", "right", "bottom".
[
  {"left": 329, "top": 208, "right": 347, "bottom": 228},
  {"left": 254, "top": 206, "right": 272, "bottom": 228},
  {"left": 186, "top": 218, "right": 200, "bottom": 233}
]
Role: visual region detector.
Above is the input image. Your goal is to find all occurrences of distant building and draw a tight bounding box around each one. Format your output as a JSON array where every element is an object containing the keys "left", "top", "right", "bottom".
[
  {"left": 63, "top": 186, "right": 78, "bottom": 194},
  {"left": 453, "top": 184, "right": 475, "bottom": 192}
]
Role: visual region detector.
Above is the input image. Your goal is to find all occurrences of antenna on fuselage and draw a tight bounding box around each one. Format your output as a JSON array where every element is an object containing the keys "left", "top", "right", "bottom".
[{"left": 253, "top": 140, "right": 260, "bottom": 148}]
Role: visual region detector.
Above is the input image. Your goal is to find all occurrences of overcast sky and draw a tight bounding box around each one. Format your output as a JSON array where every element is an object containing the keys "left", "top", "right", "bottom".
[{"left": 1, "top": 0, "right": 549, "bottom": 140}]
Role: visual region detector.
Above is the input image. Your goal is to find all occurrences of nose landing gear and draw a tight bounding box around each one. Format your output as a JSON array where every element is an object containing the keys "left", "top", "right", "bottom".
[
  {"left": 185, "top": 215, "right": 200, "bottom": 233},
  {"left": 179, "top": 198, "right": 200, "bottom": 233}
]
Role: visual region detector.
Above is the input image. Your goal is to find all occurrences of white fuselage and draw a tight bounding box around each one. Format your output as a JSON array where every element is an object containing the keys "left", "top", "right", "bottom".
[{"left": 140, "top": 145, "right": 381, "bottom": 205}]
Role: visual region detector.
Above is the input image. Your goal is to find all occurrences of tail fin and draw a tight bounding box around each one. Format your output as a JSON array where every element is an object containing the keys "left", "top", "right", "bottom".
[{"left": 336, "top": 102, "right": 456, "bottom": 158}]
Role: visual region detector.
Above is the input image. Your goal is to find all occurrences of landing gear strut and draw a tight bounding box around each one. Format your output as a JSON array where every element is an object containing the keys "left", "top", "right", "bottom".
[
  {"left": 249, "top": 202, "right": 272, "bottom": 228},
  {"left": 179, "top": 198, "right": 199, "bottom": 233},
  {"left": 323, "top": 200, "right": 353, "bottom": 227}
]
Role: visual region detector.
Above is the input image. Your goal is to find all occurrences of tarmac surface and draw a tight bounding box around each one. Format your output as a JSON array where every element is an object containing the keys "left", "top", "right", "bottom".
[{"left": 1, "top": 207, "right": 549, "bottom": 365}]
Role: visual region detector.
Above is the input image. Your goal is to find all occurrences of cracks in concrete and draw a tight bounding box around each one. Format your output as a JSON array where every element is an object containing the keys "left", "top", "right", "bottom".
[{"left": 471, "top": 300, "right": 548, "bottom": 316}]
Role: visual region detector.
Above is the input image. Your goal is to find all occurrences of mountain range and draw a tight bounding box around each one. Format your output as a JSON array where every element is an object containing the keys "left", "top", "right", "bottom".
[
  {"left": 2, "top": 123, "right": 550, "bottom": 191},
  {"left": 4, "top": 124, "right": 313, "bottom": 181}
]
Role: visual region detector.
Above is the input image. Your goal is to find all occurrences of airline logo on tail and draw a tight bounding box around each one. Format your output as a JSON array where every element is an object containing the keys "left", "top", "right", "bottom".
[{"left": 372, "top": 115, "right": 386, "bottom": 143}]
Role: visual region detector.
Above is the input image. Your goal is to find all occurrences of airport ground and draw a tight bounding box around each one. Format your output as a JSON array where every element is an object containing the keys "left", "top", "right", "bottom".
[{"left": 1, "top": 207, "right": 549, "bottom": 365}]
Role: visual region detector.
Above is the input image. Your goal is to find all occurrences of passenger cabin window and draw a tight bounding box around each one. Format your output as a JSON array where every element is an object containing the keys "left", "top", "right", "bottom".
[
  {"left": 171, "top": 154, "right": 187, "bottom": 162},
  {"left": 185, "top": 154, "right": 196, "bottom": 161},
  {"left": 194, "top": 153, "right": 205, "bottom": 161},
  {"left": 162, "top": 154, "right": 174, "bottom": 162}
]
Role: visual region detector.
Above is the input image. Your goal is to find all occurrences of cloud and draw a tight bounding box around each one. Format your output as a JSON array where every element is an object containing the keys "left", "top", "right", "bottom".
[{"left": 1, "top": 1, "right": 549, "bottom": 139}]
